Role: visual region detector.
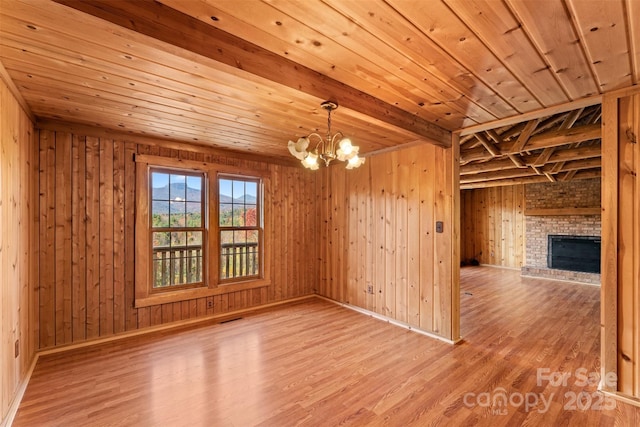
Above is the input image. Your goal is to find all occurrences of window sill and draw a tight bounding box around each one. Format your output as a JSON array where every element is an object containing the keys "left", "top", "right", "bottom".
[{"left": 134, "top": 278, "right": 271, "bottom": 308}]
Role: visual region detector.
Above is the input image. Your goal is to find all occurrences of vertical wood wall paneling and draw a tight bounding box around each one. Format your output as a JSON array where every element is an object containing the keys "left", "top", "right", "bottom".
[
  {"left": 601, "top": 88, "right": 640, "bottom": 399},
  {"left": 395, "top": 149, "right": 409, "bottom": 324},
  {"left": 459, "top": 185, "right": 525, "bottom": 268},
  {"left": 35, "top": 129, "right": 319, "bottom": 349},
  {"left": 85, "top": 137, "right": 101, "bottom": 339},
  {"left": 419, "top": 146, "right": 435, "bottom": 332},
  {"left": 451, "top": 133, "right": 461, "bottom": 341},
  {"left": 271, "top": 164, "right": 282, "bottom": 302},
  {"left": 364, "top": 162, "right": 375, "bottom": 313},
  {"left": 371, "top": 155, "right": 386, "bottom": 314},
  {"left": 617, "top": 95, "right": 633, "bottom": 393},
  {"left": 113, "top": 140, "right": 126, "bottom": 334},
  {"left": 347, "top": 165, "right": 358, "bottom": 307},
  {"left": 433, "top": 146, "right": 446, "bottom": 336},
  {"left": 71, "top": 135, "right": 87, "bottom": 342},
  {"left": 124, "top": 142, "right": 137, "bottom": 331},
  {"left": 384, "top": 152, "right": 396, "bottom": 318},
  {"left": 616, "top": 93, "right": 640, "bottom": 396},
  {"left": 99, "top": 139, "right": 114, "bottom": 336},
  {"left": 407, "top": 152, "right": 420, "bottom": 327},
  {"left": 38, "top": 129, "right": 55, "bottom": 348},
  {"left": 30, "top": 127, "right": 39, "bottom": 375},
  {"left": 317, "top": 143, "right": 459, "bottom": 340},
  {"left": 626, "top": 94, "right": 640, "bottom": 398},
  {"left": 54, "top": 132, "right": 72, "bottom": 346},
  {"left": 599, "top": 101, "right": 617, "bottom": 387},
  {"left": 634, "top": 93, "right": 640, "bottom": 398},
  {"left": 1, "top": 77, "right": 36, "bottom": 423}
]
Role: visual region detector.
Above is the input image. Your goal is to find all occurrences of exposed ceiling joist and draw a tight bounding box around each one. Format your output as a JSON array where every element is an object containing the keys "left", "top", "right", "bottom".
[
  {"left": 457, "top": 95, "right": 602, "bottom": 136},
  {"left": 510, "top": 118, "right": 539, "bottom": 153},
  {"left": 461, "top": 123, "right": 601, "bottom": 163},
  {"left": 461, "top": 169, "right": 601, "bottom": 190},
  {"left": 460, "top": 104, "right": 602, "bottom": 187},
  {"left": 53, "top": 0, "right": 451, "bottom": 148},
  {"left": 460, "top": 144, "right": 601, "bottom": 175}
]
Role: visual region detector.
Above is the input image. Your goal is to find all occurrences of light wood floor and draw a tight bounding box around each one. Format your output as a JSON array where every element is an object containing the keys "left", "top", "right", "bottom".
[{"left": 13, "top": 267, "right": 640, "bottom": 426}]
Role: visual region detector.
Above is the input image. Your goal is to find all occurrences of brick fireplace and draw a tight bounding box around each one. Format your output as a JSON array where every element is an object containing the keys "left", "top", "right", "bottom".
[{"left": 520, "top": 178, "right": 601, "bottom": 285}]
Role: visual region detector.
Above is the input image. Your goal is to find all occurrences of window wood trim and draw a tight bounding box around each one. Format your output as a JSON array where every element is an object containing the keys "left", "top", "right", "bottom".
[
  {"left": 217, "top": 174, "right": 263, "bottom": 283},
  {"left": 134, "top": 154, "right": 272, "bottom": 308},
  {"left": 134, "top": 154, "right": 271, "bottom": 178}
]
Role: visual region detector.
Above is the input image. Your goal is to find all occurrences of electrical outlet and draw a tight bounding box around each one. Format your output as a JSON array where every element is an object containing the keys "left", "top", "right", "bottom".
[
  {"left": 367, "top": 285, "right": 374, "bottom": 294},
  {"left": 14, "top": 340, "right": 19, "bottom": 358},
  {"left": 207, "top": 300, "right": 213, "bottom": 309}
]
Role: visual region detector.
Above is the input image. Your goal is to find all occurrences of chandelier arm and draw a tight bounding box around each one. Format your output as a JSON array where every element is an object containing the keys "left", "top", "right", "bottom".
[
  {"left": 306, "top": 132, "right": 325, "bottom": 152},
  {"left": 330, "top": 131, "right": 343, "bottom": 154}
]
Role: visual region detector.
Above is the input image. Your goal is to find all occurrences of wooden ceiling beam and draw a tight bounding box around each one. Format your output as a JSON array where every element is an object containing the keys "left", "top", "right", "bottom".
[
  {"left": 53, "top": 0, "right": 451, "bottom": 147},
  {"left": 561, "top": 108, "right": 585, "bottom": 129},
  {"left": 461, "top": 156, "right": 600, "bottom": 184},
  {"left": 460, "top": 152, "right": 602, "bottom": 183},
  {"left": 457, "top": 95, "right": 602, "bottom": 136},
  {"left": 531, "top": 165, "right": 544, "bottom": 175},
  {"left": 460, "top": 158, "right": 516, "bottom": 175},
  {"left": 542, "top": 157, "right": 601, "bottom": 173},
  {"left": 533, "top": 108, "right": 583, "bottom": 166},
  {"left": 495, "top": 121, "right": 527, "bottom": 141},
  {"left": 525, "top": 123, "right": 600, "bottom": 150},
  {"left": 475, "top": 133, "right": 501, "bottom": 157},
  {"left": 460, "top": 144, "right": 601, "bottom": 175},
  {"left": 507, "top": 154, "right": 527, "bottom": 168},
  {"left": 485, "top": 129, "right": 503, "bottom": 145},
  {"left": 460, "top": 137, "right": 480, "bottom": 151},
  {"left": 461, "top": 123, "right": 601, "bottom": 162},
  {"left": 460, "top": 168, "right": 601, "bottom": 189},
  {"left": 551, "top": 161, "right": 566, "bottom": 174},
  {"left": 546, "top": 144, "right": 601, "bottom": 163},
  {"left": 510, "top": 118, "right": 540, "bottom": 153},
  {"left": 461, "top": 168, "right": 537, "bottom": 184},
  {"left": 533, "top": 148, "right": 556, "bottom": 166}
]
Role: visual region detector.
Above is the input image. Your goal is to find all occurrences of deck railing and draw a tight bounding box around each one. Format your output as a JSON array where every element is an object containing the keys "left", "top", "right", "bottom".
[
  {"left": 152, "top": 242, "right": 258, "bottom": 287},
  {"left": 152, "top": 245, "right": 202, "bottom": 288},
  {"left": 220, "top": 242, "right": 259, "bottom": 279}
]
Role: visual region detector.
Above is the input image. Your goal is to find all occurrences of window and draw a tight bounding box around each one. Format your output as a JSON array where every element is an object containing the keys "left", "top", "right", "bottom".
[
  {"left": 218, "top": 176, "right": 261, "bottom": 281},
  {"left": 134, "top": 154, "right": 270, "bottom": 307},
  {"left": 150, "top": 169, "right": 205, "bottom": 289}
]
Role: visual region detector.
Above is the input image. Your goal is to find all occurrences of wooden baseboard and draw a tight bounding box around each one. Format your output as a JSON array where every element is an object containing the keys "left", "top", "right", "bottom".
[
  {"left": 599, "top": 388, "right": 640, "bottom": 408},
  {"left": 0, "top": 354, "right": 39, "bottom": 427},
  {"left": 38, "top": 295, "right": 315, "bottom": 356},
  {"left": 315, "top": 295, "right": 461, "bottom": 345},
  {"left": 476, "top": 263, "right": 521, "bottom": 271},
  {"left": 520, "top": 273, "right": 601, "bottom": 287}
]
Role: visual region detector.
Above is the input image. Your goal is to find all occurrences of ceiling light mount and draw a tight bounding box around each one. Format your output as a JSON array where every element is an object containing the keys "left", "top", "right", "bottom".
[{"left": 288, "top": 101, "right": 365, "bottom": 170}]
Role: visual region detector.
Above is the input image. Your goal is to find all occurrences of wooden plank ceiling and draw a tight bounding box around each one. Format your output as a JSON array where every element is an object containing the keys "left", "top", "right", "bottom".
[{"left": 1, "top": 0, "right": 639, "bottom": 183}]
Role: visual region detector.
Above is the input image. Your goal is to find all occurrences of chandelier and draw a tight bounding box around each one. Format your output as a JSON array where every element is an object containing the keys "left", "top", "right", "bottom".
[{"left": 288, "top": 101, "right": 365, "bottom": 170}]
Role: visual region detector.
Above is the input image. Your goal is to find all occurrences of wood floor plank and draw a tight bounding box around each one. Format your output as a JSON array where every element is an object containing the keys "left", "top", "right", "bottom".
[{"left": 13, "top": 267, "right": 640, "bottom": 426}]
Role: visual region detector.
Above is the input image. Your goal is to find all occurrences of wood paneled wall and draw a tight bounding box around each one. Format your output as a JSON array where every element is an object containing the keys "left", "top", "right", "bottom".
[
  {"left": 35, "top": 129, "right": 318, "bottom": 349},
  {"left": 317, "top": 143, "right": 460, "bottom": 341},
  {"left": 601, "top": 87, "right": 640, "bottom": 399},
  {"left": 1, "top": 77, "right": 37, "bottom": 423},
  {"left": 460, "top": 186, "right": 525, "bottom": 268}
]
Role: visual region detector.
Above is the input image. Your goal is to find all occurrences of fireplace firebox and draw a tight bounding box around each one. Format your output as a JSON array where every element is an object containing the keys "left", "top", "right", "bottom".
[{"left": 547, "top": 235, "right": 601, "bottom": 273}]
